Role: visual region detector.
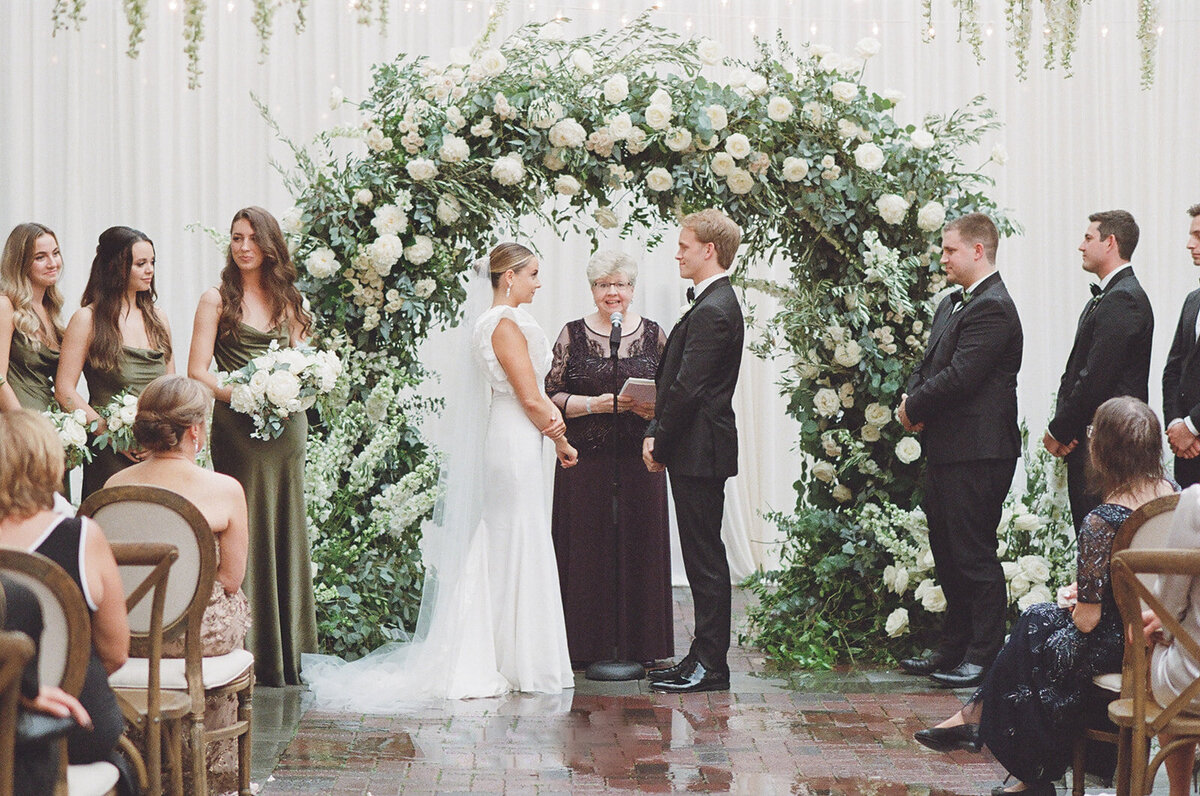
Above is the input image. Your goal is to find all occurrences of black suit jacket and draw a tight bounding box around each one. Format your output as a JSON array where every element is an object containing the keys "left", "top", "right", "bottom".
[
  {"left": 1048, "top": 267, "right": 1153, "bottom": 445},
  {"left": 904, "top": 272, "right": 1023, "bottom": 465},
  {"left": 647, "top": 276, "right": 744, "bottom": 478},
  {"left": 1163, "top": 287, "right": 1200, "bottom": 428}
]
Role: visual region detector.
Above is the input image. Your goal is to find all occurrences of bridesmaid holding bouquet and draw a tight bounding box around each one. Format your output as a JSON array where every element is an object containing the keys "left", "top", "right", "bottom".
[{"left": 188, "top": 206, "right": 316, "bottom": 687}]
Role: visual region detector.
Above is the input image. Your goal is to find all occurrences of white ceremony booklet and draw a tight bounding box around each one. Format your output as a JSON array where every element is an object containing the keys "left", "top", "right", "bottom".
[{"left": 619, "top": 377, "right": 656, "bottom": 404}]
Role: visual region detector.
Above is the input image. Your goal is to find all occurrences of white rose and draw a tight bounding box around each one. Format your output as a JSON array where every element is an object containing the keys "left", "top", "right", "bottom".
[
  {"left": 710, "top": 152, "right": 736, "bottom": 177},
  {"left": 918, "top": 548, "right": 936, "bottom": 572},
  {"left": 833, "top": 340, "right": 862, "bottom": 367},
  {"left": 644, "top": 104, "right": 672, "bottom": 131},
  {"left": 910, "top": 129, "right": 935, "bottom": 150},
  {"left": 645, "top": 167, "right": 673, "bottom": 192},
  {"left": 554, "top": 175, "right": 581, "bottom": 196},
  {"left": 811, "top": 460, "right": 837, "bottom": 483},
  {"left": 913, "top": 578, "right": 935, "bottom": 601},
  {"left": 444, "top": 106, "right": 466, "bottom": 132},
  {"left": 876, "top": 193, "right": 910, "bottom": 225},
  {"left": 477, "top": 48, "right": 507, "bottom": 77},
  {"left": 1018, "top": 555, "right": 1052, "bottom": 584},
  {"left": 820, "top": 432, "right": 842, "bottom": 457},
  {"left": 278, "top": 207, "right": 304, "bottom": 236},
  {"left": 304, "top": 247, "right": 339, "bottom": 279},
  {"left": 916, "top": 201, "right": 947, "bottom": 232},
  {"left": 625, "top": 127, "right": 648, "bottom": 154},
  {"left": 1018, "top": 584, "right": 1054, "bottom": 611},
  {"left": 861, "top": 424, "right": 881, "bottom": 442},
  {"left": 71, "top": 409, "right": 88, "bottom": 425},
  {"left": 832, "top": 484, "right": 852, "bottom": 503},
  {"left": 1009, "top": 573, "right": 1031, "bottom": 598},
  {"left": 529, "top": 100, "right": 564, "bottom": 129},
  {"left": 883, "top": 88, "right": 905, "bottom": 104},
  {"left": 648, "top": 88, "right": 672, "bottom": 110},
  {"left": 837, "top": 119, "right": 862, "bottom": 140},
  {"left": 266, "top": 370, "right": 302, "bottom": 408},
  {"left": 853, "top": 142, "right": 885, "bottom": 172},
  {"left": 991, "top": 143, "right": 1008, "bottom": 165},
  {"left": 543, "top": 149, "right": 566, "bottom": 171},
  {"left": 813, "top": 387, "right": 841, "bottom": 417},
  {"left": 229, "top": 385, "right": 256, "bottom": 414},
  {"left": 491, "top": 154, "right": 525, "bottom": 186},
  {"left": 405, "top": 235, "right": 434, "bottom": 265},
  {"left": 353, "top": 188, "right": 373, "bottom": 206},
  {"left": 885, "top": 607, "right": 909, "bottom": 637},
  {"left": 864, "top": 403, "right": 892, "bottom": 426},
  {"left": 248, "top": 368, "right": 270, "bottom": 397},
  {"left": 436, "top": 195, "right": 461, "bottom": 224},
  {"left": 726, "top": 168, "right": 754, "bottom": 195},
  {"left": 371, "top": 204, "right": 408, "bottom": 236},
  {"left": 665, "top": 126, "right": 692, "bottom": 152},
  {"left": 570, "top": 49, "right": 594, "bottom": 75},
  {"left": 830, "top": 81, "right": 858, "bottom": 103},
  {"left": 603, "top": 74, "right": 629, "bottom": 103},
  {"left": 606, "top": 111, "right": 633, "bottom": 140},
  {"left": 893, "top": 566, "right": 910, "bottom": 595},
  {"left": 1012, "top": 513, "right": 1043, "bottom": 533},
  {"left": 63, "top": 421, "right": 87, "bottom": 449},
  {"left": 594, "top": 207, "right": 619, "bottom": 229},
  {"left": 724, "top": 133, "right": 752, "bottom": 159},
  {"left": 548, "top": 118, "right": 587, "bottom": 148},
  {"left": 696, "top": 38, "right": 721, "bottom": 65},
  {"left": 895, "top": 436, "right": 922, "bottom": 464},
  {"left": 920, "top": 584, "right": 947, "bottom": 613},
  {"left": 855, "top": 37, "right": 881, "bottom": 58},
  {"left": 819, "top": 51, "right": 845, "bottom": 73},
  {"left": 414, "top": 278, "right": 436, "bottom": 299},
  {"left": 705, "top": 104, "right": 729, "bottom": 131},
  {"left": 767, "top": 95, "right": 794, "bottom": 122},
  {"left": 781, "top": 156, "right": 808, "bottom": 182},
  {"left": 745, "top": 73, "right": 768, "bottom": 95},
  {"left": 1001, "top": 561, "right": 1020, "bottom": 581},
  {"left": 406, "top": 158, "right": 438, "bottom": 181},
  {"left": 438, "top": 134, "right": 469, "bottom": 163},
  {"left": 119, "top": 404, "right": 137, "bottom": 424},
  {"left": 366, "top": 234, "right": 403, "bottom": 275},
  {"left": 883, "top": 564, "right": 897, "bottom": 591}
]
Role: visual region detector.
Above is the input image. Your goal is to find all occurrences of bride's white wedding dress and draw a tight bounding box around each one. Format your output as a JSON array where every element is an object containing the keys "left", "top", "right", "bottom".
[{"left": 302, "top": 302, "right": 574, "bottom": 709}]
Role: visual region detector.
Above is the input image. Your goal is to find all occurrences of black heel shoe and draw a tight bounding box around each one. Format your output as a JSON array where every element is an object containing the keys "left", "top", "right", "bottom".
[
  {"left": 914, "top": 723, "right": 981, "bottom": 752},
  {"left": 990, "top": 781, "right": 1055, "bottom": 796}
]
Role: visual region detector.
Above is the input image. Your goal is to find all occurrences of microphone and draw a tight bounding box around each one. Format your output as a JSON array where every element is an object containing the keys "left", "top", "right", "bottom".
[{"left": 608, "top": 312, "right": 623, "bottom": 355}]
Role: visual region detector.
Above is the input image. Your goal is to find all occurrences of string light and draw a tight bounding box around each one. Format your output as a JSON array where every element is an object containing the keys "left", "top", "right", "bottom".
[
  {"left": 871, "top": 21, "right": 879, "bottom": 36},
  {"left": 926, "top": 26, "right": 936, "bottom": 38},
  {"left": 226, "top": 1, "right": 235, "bottom": 11},
  {"left": 748, "top": 19, "right": 756, "bottom": 33},
  {"left": 1100, "top": 25, "right": 1109, "bottom": 38},
  {"left": 985, "top": 23, "right": 994, "bottom": 36}
]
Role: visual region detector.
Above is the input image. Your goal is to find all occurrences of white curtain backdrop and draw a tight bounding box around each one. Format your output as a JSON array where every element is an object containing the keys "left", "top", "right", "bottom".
[{"left": 3, "top": 1, "right": 1199, "bottom": 584}]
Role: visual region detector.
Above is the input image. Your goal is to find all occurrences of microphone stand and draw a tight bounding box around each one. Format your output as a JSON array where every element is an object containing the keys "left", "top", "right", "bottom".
[{"left": 585, "top": 314, "right": 645, "bottom": 682}]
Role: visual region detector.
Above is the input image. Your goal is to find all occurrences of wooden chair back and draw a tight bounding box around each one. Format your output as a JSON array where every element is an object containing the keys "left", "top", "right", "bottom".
[
  {"left": 0, "top": 550, "right": 90, "bottom": 696},
  {"left": 1111, "top": 493, "right": 1180, "bottom": 606},
  {"left": 0, "top": 627, "right": 36, "bottom": 796}
]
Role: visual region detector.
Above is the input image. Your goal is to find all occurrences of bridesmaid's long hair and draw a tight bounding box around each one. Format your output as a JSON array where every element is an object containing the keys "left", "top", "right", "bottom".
[
  {"left": 217, "top": 207, "right": 311, "bottom": 341},
  {"left": 0, "top": 223, "right": 66, "bottom": 347},
  {"left": 82, "top": 226, "right": 172, "bottom": 373}
]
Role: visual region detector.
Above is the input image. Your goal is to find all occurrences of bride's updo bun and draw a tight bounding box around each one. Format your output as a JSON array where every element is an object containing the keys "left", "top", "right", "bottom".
[
  {"left": 133, "top": 375, "right": 213, "bottom": 453},
  {"left": 487, "top": 242, "right": 536, "bottom": 287}
]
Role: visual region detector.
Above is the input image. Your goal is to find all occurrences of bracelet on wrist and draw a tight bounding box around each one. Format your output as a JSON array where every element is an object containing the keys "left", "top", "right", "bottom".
[{"left": 585, "top": 397, "right": 592, "bottom": 414}]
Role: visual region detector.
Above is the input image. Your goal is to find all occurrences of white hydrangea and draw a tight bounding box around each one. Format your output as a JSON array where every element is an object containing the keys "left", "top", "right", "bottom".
[
  {"left": 404, "top": 235, "right": 434, "bottom": 265},
  {"left": 724, "top": 133, "right": 752, "bottom": 159},
  {"left": 406, "top": 158, "right": 438, "bottom": 182},
  {"left": 767, "top": 96, "right": 794, "bottom": 122},
  {"left": 603, "top": 74, "right": 629, "bottom": 103},
  {"left": 414, "top": 278, "right": 436, "bottom": 299},
  {"left": 665, "top": 127, "right": 692, "bottom": 152},
  {"left": 438, "top": 134, "right": 469, "bottom": 163},
  {"left": 305, "top": 247, "right": 339, "bottom": 279},
  {"left": 830, "top": 81, "right": 858, "bottom": 103},
  {"left": 916, "top": 201, "right": 947, "bottom": 232},
  {"left": 895, "top": 436, "right": 922, "bottom": 464},
  {"left": 491, "top": 153, "right": 526, "bottom": 186},
  {"left": 705, "top": 104, "right": 729, "bottom": 131},
  {"left": 876, "top": 193, "right": 910, "bottom": 225},
  {"left": 781, "top": 156, "right": 809, "bottom": 182},
  {"left": 853, "top": 142, "right": 885, "bottom": 172},
  {"left": 371, "top": 204, "right": 408, "bottom": 236},
  {"left": 548, "top": 118, "right": 587, "bottom": 148},
  {"left": 645, "top": 167, "right": 673, "bottom": 192}
]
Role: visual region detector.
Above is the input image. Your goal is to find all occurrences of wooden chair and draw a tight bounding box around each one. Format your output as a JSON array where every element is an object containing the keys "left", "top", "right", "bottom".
[
  {"left": 0, "top": 623, "right": 36, "bottom": 796},
  {"left": 1108, "top": 546, "right": 1200, "bottom": 795},
  {"left": 0, "top": 549, "right": 146, "bottom": 796},
  {"left": 1072, "top": 492, "right": 1180, "bottom": 795},
  {"left": 81, "top": 485, "right": 255, "bottom": 796}
]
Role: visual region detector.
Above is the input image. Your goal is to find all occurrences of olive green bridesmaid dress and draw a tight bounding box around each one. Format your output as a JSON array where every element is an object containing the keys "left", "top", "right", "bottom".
[
  {"left": 7, "top": 332, "right": 58, "bottom": 411},
  {"left": 81, "top": 346, "right": 166, "bottom": 499},
  {"left": 210, "top": 322, "right": 316, "bottom": 687}
]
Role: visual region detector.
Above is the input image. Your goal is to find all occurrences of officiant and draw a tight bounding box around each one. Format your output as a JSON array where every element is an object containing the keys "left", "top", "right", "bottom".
[{"left": 546, "top": 250, "right": 673, "bottom": 668}]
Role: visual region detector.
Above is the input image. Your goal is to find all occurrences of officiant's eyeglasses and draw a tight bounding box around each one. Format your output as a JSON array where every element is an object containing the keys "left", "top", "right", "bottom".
[{"left": 592, "top": 280, "right": 633, "bottom": 292}]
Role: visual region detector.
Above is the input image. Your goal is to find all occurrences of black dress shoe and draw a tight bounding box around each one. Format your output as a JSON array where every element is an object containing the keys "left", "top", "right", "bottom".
[
  {"left": 913, "top": 723, "right": 981, "bottom": 752},
  {"left": 899, "top": 650, "right": 961, "bottom": 676},
  {"left": 648, "top": 659, "right": 730, "bottom": 693},
  {"left": 647, "top": 655, "right": 694, "bottom": 683},
  {"left": 929, "top": 661, "right": 986, "bottom": 688}
]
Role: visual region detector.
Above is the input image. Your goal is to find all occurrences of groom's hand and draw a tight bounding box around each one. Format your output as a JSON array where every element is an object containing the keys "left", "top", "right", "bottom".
[{"left": 642, "top": 437, "right": 665, "bottom": 472}]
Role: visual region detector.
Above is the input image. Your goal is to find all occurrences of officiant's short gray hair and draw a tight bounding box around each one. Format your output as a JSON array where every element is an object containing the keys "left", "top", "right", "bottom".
[{"left": 586, "top": 250, "right": 638, "bottom": 286}]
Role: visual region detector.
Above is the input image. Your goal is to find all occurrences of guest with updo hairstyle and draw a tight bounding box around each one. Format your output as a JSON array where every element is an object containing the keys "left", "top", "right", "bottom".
[
  {"left": 106, "top": 374, "right": 249, "bottom": 794},
  {"left": 57, "top": 225, "right": 174, "bottom": 500}
]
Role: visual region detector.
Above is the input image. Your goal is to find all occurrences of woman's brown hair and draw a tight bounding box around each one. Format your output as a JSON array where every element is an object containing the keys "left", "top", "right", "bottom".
[
  {"left": 1087, "top": 396, "right": 1165, "bottom": 499},
  {"left": 217, "top": 207, "right": 312, "bottom": 342},
  {"left": 81, "top": 226, "right": 172, "bottom": 373},
  {"left": 132, "top": 375, "right": 212, "bottom": 453}
]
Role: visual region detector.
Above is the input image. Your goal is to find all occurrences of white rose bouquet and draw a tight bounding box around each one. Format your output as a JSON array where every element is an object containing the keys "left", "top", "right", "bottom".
[
  {"left": 220, "top": 342, "right": 343, "bottom": 441},
  {"left": 44, "top": 406, "right": 94, "bottom": 469},
  {"left": 91, "top": 389, "right": 140, "bottom": 454}
]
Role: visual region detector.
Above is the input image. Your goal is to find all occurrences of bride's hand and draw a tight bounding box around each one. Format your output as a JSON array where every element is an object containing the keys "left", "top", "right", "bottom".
[
  {"left": 556, "top": 438, "right": 578, "bottom": 468},
  {"left": 541, "top": 407, "right": 566, "bottom": 439}
]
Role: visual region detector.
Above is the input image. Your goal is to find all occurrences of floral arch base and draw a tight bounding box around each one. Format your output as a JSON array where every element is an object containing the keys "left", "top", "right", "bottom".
[{"left": 279, "top": 14, "right": 1070, "bottom": 665}]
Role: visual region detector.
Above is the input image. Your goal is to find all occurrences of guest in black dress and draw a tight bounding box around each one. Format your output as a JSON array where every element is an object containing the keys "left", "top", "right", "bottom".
[
  {"left": 914, "top": 397, "right": 1176, "bottom": 795},
  {"left": 546, "top": 250, "right": 672, "bottom": 666}
]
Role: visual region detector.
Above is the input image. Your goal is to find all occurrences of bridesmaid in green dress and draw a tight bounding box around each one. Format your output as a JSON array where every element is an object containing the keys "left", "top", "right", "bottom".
[
  {"left": 56, "top": 226, "right": 174, "bottom": 500},
  {"left": 188, "top": 206, "right": 316, "bottom": 687},
  {"left": 0, "top": 223, "right": 67, "bottom": 413}
]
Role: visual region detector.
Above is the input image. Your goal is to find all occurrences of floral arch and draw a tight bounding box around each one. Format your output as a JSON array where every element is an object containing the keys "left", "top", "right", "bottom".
[{"left": 279, "top": 14, "right": 1064, "bottom": 664}]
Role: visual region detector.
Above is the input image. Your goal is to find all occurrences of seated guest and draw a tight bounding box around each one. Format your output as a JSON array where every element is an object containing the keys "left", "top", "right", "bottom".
[
  {"left": 0, "top": 410, "right": 130, "bottom": 781},
  {"left": 914, "top": 396, "right": 1175, "bottom": 795},
  {"left": 105, "top": 373, "right": 249, "bottom": 795}
]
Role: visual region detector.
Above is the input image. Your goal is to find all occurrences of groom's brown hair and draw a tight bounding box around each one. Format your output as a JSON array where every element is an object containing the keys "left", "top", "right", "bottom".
[{"left": 681, "top": 209, "right": 741, "bottom": 269}]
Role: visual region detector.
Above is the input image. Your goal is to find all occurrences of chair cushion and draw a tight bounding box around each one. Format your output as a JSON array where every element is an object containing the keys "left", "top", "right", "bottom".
[
  {"left": 67, "top": 761, "right": 120, "bottom": 795},
  {"left": 109, "top": 648, "right": 254, "bottom": 691},
  {"left": 1093, "top": 672, "right": 1123, "bottom": 692}
]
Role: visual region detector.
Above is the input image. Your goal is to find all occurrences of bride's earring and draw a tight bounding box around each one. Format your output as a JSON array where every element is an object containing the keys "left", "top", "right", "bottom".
[{"left": 505, "top": 283, "right": 511, "bottom": 299}]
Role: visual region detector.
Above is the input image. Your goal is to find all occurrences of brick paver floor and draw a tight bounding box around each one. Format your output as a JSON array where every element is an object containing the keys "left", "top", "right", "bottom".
[{"left": 257, "top": 589, "right": 1023, "bottom": 794}]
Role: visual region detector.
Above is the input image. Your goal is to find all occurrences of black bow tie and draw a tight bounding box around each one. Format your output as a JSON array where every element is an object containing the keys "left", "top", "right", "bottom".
[
  {"left": 1090, "top": 283, "right": 1103, "bottom": 298},
  {"left": 686, "top": 286, "right": 696, "bottom": 303}
]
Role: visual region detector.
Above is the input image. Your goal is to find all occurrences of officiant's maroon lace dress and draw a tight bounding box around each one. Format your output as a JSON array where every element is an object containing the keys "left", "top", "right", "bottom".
[{"left": 546, "top": 317, "right": 673, "bottom": 665}]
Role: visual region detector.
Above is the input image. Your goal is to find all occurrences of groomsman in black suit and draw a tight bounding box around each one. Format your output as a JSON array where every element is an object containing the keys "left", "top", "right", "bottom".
[
  {"left": 643, "top": 208, "right": 744, "bottom": 694},
  {"left": 897, "top": 213, "right": 1023, "bottom": 688},
  {"left": 1162, "top": 204, "right": 1200, "bottom": 486},
  {"left": 1043, "top": 210, "right": 1153, "bottom": 526}
]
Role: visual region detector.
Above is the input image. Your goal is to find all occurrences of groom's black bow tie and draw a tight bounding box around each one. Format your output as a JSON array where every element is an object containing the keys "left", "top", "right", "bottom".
[
  {"left": 1090, "top": 283, "right": 1103, "bottom": 298},
  {"left": 686, "top": 286, "right": 696, "bottom": 303}
]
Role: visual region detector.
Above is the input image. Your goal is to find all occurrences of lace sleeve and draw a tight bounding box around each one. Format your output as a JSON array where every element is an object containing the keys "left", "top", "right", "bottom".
[
  {"left": 1077, "top": 510, "right": 1119, "bottom": 604},
  {"left": 546, "top": 324, "right": 572, "bottom": 412},
  {"left": 655, "top": 322, "right": 667, "bottom": 357}
]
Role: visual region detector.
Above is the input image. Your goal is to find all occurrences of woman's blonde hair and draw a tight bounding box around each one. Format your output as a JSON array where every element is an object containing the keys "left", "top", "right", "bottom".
[
  {"left": 0, "top": 411, "right": 64, "bottom": 518},
  {"left": 586, "top": 251, "right": 638, "bottom": 286},
  {"left": 0, "top": 223, "right": 66, "bottom": 347},
  {"left": 486, "top": 242, "right": 536, "bottom": 287},
  {"left": 133, "top": 375, "right": 212, "bottom": 453}
]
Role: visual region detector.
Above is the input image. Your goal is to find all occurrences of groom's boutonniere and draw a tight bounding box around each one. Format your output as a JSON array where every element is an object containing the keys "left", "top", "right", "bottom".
[{"left": 677, "top": 301, "right": 693, "bottom": 320}]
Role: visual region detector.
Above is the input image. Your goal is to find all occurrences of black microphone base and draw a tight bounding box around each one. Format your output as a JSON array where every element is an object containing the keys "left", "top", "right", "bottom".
[{"left": 584, "top": 659, "right": 645, "bottom": 682}]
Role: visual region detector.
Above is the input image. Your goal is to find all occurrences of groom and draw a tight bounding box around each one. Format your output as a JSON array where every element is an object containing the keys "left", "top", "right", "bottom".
[{"left": 642, "top": 208, "right": 744, "bottom": 694}]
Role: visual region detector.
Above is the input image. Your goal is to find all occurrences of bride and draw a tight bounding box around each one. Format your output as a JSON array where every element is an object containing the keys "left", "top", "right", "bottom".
[{"left": 303, "top": 242, "right": 577, "bottom": 707}]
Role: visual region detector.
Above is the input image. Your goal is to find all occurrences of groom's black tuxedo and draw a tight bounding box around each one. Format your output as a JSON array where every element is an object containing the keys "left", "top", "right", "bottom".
[
  {"left": 904, "top": 271, "right": 1022, "bottom": 667},
  {"left": 647, "top": 275, "right": 743, "bottom": 674},
  {"left": 1163, "top": 286, "right": 1200, "bottom": 486},
  {"left": 1049, "top": 266, "right": 1153, "bottom": 526}
]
